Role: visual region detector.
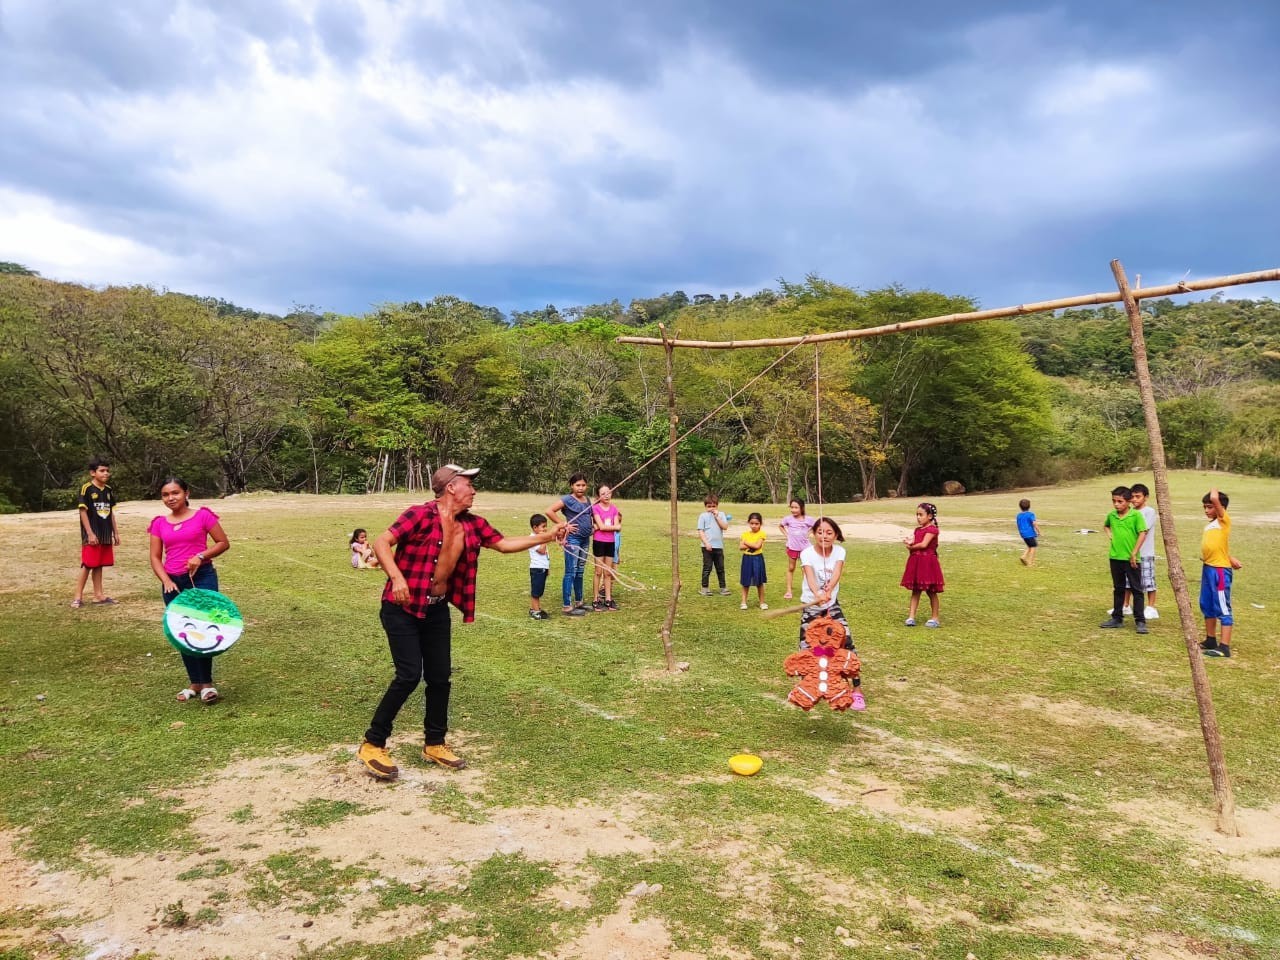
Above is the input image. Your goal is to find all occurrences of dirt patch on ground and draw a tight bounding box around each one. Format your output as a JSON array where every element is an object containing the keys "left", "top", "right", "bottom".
[
  {"left": 1112, "top": 797, "right": 1280, "bottom": 891},
  {"left": 0, "top": 748, "right": 662, "bottom": 960},
  {"left": 1016, "top": 694, "right": 1191, "bottom": 745},
  {"left": 715, "top": 517, "right": 1009, "bottom": 545},
  {"left": 5, "top": 738, "right": 1280, "bottom": 959}
]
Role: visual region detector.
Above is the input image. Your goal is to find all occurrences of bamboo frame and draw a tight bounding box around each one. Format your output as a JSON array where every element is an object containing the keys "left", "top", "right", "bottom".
[
  {"left": 618, "top": 268, "right": 1280, "bottom": 349},
  {"left": 658, "top": 325, "right": 679, "bottom": 671},
  {"left": 1111, "top": 260, "right": 1238, "bottom": 836},
  {"left": 625, "top": 260, "right": 1276, "bottom": 834}
]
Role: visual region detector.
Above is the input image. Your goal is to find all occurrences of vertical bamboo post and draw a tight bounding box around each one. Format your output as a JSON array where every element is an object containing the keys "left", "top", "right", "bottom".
[
  {"left": 1111, "top": 259, "right": 1239, "bottom": 836},
  {"left": 658, "top": 324, "right": 679, "bottom": 671}
]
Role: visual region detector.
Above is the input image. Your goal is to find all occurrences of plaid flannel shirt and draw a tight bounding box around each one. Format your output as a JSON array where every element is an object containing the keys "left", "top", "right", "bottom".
[{"left": 381, "top": 501, "right": 503, "bottom": 622}]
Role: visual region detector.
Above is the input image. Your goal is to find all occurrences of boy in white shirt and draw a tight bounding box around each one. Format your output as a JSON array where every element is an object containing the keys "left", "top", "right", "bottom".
[
  {"left": 528, "top": 514, "right": 552, "bottom": 620},
  {"left": 1127, "top": 483, "right": 1159, "bottom": 619}
]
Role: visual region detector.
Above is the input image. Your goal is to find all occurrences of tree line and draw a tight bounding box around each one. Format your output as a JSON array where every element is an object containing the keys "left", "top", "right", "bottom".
[{"left": 1, "top": 262, "right": 1276, "bottom": 513}]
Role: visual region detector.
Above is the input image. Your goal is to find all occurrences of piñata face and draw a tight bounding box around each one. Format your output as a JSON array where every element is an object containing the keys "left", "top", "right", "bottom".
[{"left": 163, "top": 588, "right": 243, "bottom": 657}]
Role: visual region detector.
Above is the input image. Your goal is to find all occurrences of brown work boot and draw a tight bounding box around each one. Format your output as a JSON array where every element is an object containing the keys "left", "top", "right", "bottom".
[
  {"left": 423, "top": 743, "right": 467, "bottom": 769},
  {"left": 357, "top": 740, "right": 399, "bottom": 780}
]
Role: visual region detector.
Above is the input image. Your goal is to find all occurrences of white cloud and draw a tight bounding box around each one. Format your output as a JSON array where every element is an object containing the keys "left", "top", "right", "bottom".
[
  {"left": 0, "top": 187, "right": 193, "bottom": 287},
  {"left": 0, "top": 2, "right": 1275, "bottom": 311}
]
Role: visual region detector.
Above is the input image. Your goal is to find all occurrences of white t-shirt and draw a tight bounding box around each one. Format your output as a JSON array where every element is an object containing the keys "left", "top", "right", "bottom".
[
  {"left": 529, "top": 543, "right": 551, "bottom": 570},
  {"left": 1138, "top": 506, "right": 1157, "bottom": 558},
  {"left": 800, "top": 544, "right": 846, "bottom": 608}
]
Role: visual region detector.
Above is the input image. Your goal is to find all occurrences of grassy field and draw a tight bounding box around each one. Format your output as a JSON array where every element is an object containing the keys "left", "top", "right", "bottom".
[{"left": 1, "top": 471, "right": 1279, "bottom": 960}]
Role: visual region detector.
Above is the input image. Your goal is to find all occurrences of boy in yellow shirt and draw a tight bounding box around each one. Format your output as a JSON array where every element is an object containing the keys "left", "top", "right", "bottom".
[{"left": 1199, "top": 488, "right": 1241, "bottom": 658}]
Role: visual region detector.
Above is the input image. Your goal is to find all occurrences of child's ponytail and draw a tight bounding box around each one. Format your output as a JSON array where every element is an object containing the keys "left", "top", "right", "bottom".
[{"left": 917, "top": 502, "right": 939, "bottom": 527}]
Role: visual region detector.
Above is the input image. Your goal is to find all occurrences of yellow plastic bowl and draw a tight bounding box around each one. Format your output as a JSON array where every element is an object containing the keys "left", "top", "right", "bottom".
[{"left": 728, "top": 753, "right": 763, "bottom": 777}]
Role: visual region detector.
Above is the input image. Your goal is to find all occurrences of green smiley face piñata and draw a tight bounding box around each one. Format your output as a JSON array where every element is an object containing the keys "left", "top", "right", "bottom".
[{"left": 163, "top": 588, "right": 244, "bottom": 658}]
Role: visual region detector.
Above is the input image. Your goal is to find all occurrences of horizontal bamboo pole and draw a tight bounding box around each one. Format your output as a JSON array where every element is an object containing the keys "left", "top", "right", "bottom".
[{"left": 616, "top": 267, "right": 1280, "bottom": 349}]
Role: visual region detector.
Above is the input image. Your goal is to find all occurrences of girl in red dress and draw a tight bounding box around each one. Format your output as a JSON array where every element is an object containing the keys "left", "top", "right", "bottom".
[{"left": 901, "top": 502, "right": 944, "bottom": 628}]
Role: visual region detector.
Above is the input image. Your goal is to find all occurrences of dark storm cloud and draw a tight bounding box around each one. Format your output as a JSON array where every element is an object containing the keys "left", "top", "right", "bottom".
[{"left": 0, "top": 0, "right": 1276, "bottom": 315}]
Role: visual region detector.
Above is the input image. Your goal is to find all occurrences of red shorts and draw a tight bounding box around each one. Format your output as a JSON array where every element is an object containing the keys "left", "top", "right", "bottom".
[
  {"left": 786, "top": 548, "right": 803, "bottom": 560},
  {"left": 81, "top": 544, "right": 115, "bottom": 568}
]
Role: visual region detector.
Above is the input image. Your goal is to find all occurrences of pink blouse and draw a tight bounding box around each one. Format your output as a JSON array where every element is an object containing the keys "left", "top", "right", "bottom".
[{"left": 148, "top": 506, "right": 220, "bottom": 575}]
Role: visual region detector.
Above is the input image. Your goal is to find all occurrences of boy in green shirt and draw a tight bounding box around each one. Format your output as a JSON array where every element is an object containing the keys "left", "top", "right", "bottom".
[{"left": 1100, "top": 486, "right": 1148, "bottom": 634}]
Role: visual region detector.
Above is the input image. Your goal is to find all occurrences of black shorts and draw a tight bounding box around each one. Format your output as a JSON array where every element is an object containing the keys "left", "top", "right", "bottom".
[
  {"left": 592, "top": 540, "right": 615, "bottom": 558},
  {"left": 1022, "top": 536, "right": 1038, "bottom": 548},
  {"left": 530, "top": 568, "right": 548, "bottom": 598}
]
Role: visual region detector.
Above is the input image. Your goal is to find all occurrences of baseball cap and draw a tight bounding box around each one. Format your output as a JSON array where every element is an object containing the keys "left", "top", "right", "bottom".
[{"left": 431, "top": 463, "right": 480, "bottom": 495}]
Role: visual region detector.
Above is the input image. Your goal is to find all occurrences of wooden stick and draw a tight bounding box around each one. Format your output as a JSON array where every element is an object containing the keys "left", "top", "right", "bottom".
[
  {"left": 1111, "top": 259, "right": 1239, "bottom": 837},
  {"left": 658, "top": 325, "right": 679, "bottom": 672},
  {"left": 617, "top": 267, "right": 1280, "bottom": 350},
  {"left": 760, "top": 603, "right": 809, "bottom": 620}
]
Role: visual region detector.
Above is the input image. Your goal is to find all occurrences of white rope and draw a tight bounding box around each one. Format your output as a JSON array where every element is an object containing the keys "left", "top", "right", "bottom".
[{"left": 814, "top": 346, "right": 825, "bottom": 521}]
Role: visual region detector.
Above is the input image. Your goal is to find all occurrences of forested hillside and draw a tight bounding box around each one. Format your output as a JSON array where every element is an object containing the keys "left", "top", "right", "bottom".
[{"left": 1, "top": 263, "right": 1276, "bottom": 512}]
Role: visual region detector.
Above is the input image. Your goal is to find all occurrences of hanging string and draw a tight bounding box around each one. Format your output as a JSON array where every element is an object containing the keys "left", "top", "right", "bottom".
[
  {"left": 551, "top": 336, "right": 815, "bottom": 590},
  {"left": 605, "top": 335, "right": 813, "bottom": 499},
  {"left": 814, "top": 345, "right": 824, "bottom": 522}
]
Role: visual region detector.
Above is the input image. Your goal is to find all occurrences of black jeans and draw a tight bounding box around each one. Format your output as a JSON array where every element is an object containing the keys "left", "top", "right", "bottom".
[
  {"left": 701, "top": 547, "right": 725, "bottom": 588},
  {"left": 1109, "top": 559, "right": 1146, "bottom": 623},
  {"left": 365, "top": 600, "right": 452, "bottom": 747}
]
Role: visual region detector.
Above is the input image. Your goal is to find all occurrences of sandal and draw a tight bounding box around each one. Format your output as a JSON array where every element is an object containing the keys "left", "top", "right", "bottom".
[
  {"left": 200, "top": 687, "right": 220, "bottom": 704},
  {"left": 176, "top": 688, "right": 198, "bottom": 702},
  {"left": 92, "top": 597, "right": 118, "bottom": 605},
  {"left": 70, "top": 599, "right": 83, "bottom": 609}
]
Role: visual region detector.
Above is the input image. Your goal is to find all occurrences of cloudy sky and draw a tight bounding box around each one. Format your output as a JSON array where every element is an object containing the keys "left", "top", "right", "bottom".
[{"left": 1, "top": 0, "right": 1277, "bottom": 317}]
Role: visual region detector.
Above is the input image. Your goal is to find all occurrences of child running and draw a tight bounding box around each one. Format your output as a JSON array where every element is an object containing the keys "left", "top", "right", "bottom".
[
  {"left": 1016, "top": 499, "right": 1041, "bottom": 566},
  {"left": 799, "top": 516, "right": 865, "bottom": 710},
  {"left": 778, "top": 498, "right": 817, "bottom": 599},
  {"left": 739, "top": 512, "right": 768, "bottom": 610},
  {"left": 528, "top": 514, "right": 552, "bottom": 620},
  {"left": 901, "top": 502, "right": 944, "bottom": 628},
  {"left": 350, "top": 528, "right": 380, "bottom": 569},
  {"left": 591, "top": 485, "right": 621, "bottom": 611}
]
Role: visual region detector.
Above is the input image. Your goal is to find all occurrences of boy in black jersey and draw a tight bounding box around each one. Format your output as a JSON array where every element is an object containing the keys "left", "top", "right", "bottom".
[{"left": 71, "top": 457, "right": 120, "bottom": 608}]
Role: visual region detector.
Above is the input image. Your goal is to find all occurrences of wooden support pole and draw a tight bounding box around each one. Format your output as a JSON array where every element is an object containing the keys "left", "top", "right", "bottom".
[
  {"left": 618, "top": 267, "right": 1280, "bottom": 350},
  {"left": 658, "top": 324, "right": 679, "bottom": 672},
  {"left": 1111, "top": 259, "right": 1239, "bottom": 836}
]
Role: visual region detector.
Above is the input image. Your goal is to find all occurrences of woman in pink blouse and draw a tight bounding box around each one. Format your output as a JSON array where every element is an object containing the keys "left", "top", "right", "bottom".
[{"left": 148, "top": 477, "right": 231, "bottom": 703}]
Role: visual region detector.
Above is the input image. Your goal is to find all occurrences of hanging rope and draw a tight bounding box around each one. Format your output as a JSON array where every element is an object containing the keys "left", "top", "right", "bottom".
[
  {"left": 813, "top": 345, "right": 824, "bottom": 521},
  {"left": 551, "top": 336, "right": 815, "bottom": 594},
  {"left": 607, "top": 335, "right": 813, "bottom": 498}
]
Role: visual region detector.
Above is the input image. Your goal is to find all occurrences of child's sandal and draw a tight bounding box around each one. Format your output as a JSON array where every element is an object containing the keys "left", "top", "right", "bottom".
[
  {"left": 176, "top": 688, "right": 198, "bottom": 702},
  {"left": 200, "top": 687, "right": 220, "bottom": 704}
]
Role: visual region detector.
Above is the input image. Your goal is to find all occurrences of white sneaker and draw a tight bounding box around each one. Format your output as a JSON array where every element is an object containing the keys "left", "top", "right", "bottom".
[
  {"left": 1122, "top": 605, "right": 1133, "bottom": 616},
  {"left": 739, "top": 602, "right": 748, "bottom": 610},
  {"left": 1145, "top": 606, "right": 1159, "bottom": 620},
  {"left": 759, "top": 603, "right": 769, "bottom": 610}
]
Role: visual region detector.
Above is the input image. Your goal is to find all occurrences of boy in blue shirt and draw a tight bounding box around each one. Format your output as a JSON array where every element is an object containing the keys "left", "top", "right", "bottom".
[
  {"left": 696, "top": 495, "right": 730, "bottom": 595},
  {"left": 1016, "top": 498, "right": 1041, "bottom": 566}
]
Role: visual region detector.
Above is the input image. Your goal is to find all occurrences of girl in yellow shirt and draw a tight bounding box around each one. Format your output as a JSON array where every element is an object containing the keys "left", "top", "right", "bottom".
[{"left": 739, "top": 512, "right": 768, "bottom": 610}]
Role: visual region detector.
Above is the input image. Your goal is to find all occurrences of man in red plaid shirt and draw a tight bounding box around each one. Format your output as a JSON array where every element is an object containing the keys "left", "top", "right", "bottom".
[{"left": 358, "top": 464, "right": 566, "bottom": 779}]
